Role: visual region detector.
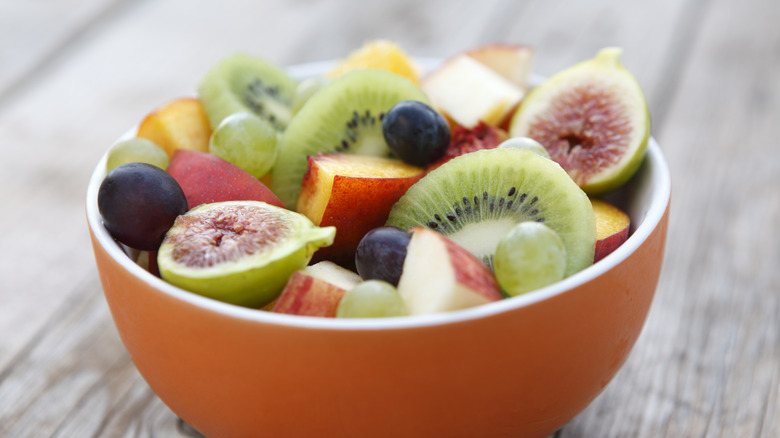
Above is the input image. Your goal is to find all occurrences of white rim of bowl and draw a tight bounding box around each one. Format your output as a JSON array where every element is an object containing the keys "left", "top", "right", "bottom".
[{"left": 86, "top": 58, "right": 671, "bottom": 331}]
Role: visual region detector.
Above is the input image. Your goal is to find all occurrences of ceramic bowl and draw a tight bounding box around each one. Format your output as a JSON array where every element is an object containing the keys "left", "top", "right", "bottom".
[{"left": 87, "top": 60, "right": 670, "bottom": 438}]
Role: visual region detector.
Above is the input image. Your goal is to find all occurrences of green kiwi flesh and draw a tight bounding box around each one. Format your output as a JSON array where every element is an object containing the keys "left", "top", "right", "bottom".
[
  {"left": 386, "top": 148, "right": 596, "bottom": 276},
  {"left": 198, "top": 53, "right": 297, "bottom": 130},
  {"left": 272, "top": 69, "right": 430, "bottom": 208}
]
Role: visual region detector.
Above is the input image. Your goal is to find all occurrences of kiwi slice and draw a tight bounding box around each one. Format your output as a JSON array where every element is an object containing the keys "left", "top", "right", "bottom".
[
  {"left": 158, "top": 200, "right": 335, "bottom": 308},
  {"left": 271, "top": 69, "right": 429, "bottom": 208},
  {"left": 198, "top": 53, "right": 297, "bottom": 130},
  {"left": 386, "top": 148, "right": 596, "bottom": 276}
]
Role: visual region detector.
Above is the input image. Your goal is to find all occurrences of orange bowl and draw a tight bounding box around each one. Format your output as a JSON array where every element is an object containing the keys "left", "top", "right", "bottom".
[{"left": 87, "top": 60, "right": 670, "bottom": 438}]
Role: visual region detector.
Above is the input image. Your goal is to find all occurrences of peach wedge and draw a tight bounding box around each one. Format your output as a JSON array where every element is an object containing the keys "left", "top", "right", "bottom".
[
  {"left": 297, "top": 153, "right": 424, "bottom": 264},
  {"left": 137, "top": 97, "right": 212, "bottom": 157}
]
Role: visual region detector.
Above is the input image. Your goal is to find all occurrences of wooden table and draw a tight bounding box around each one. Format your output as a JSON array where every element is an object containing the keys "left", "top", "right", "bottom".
[{"left": 1, "top": 0, "right": 778, "bottom": 436}]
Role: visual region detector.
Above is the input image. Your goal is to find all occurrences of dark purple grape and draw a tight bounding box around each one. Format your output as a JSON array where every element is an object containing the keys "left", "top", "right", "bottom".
[
  {"left": 355, "top": 226, "right": 412, "bottom": 286},
  {"left": 382, "top": 100, "right": 450, "bottom": 167},
  {"left": 98, "top": 162, "right": 188, "bottom": 250}
]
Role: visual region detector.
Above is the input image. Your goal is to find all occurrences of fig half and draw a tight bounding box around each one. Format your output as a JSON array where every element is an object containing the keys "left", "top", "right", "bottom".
[
  {"left": 157, "top": 201, "right": 335, "bottom": 308},
  {"left": 509, "top": 47, "right": 650, "bottom": 195}
]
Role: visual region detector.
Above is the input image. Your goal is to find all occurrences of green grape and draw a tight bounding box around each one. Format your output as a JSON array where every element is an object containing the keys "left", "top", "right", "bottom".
[
  {"left": 336, "top": 280, "right": 407, "bottom": 318},
  {"left": 291, "top": 77, "right": 328, "bottom": 114},
  {"left": 497, "top": 137, "right": 551, "bottom": 159},
  {"left": 106, "top": 137, "right": 169, "bottom": 172},
  {"left": 209, "top": 112, "right": 277, "bottom": 179},
  {"left": 494, "top": 221, "right": 567, "bottom": 296}
]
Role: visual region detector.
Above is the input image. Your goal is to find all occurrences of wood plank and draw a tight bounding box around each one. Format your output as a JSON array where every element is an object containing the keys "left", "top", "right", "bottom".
[
  {"left": 0, "top": 0, "right": 124, "bottom": 101},
  {"left": 1, "top": 0, "right": 777, "bottom": 436},
  {"left": 0, "top": 0, "right": 142, "bottom": 375},
  {"left": 562, "top": 0, "right": 780, "bottom": 435},
  {"left": 0, "top": 274, "right": 201, "bottom": 437},
  {"left": 487, "top": 0, "right": 693, "bottom": 130}
]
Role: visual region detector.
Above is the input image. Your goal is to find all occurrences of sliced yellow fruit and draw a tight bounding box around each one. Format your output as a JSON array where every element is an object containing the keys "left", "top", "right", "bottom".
[{"left": 329, "top": 40, "right": 420, "bottom": 85}]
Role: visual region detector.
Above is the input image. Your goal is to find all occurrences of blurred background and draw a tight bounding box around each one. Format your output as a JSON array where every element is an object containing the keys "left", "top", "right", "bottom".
[{"left": 1, "top": 0, "right": 777, "bottom": 436}]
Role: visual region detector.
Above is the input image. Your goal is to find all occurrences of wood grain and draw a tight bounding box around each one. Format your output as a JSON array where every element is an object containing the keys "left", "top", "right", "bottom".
[
  {"left": 0, "top": 0, "right": 777, "bottom": 436},
  {"left": 564, "top": 0, "right": 780, "bottom": 436}
]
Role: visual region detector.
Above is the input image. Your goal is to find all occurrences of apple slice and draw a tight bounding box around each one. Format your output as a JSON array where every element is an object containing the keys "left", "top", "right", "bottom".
[
  {"left": 592, "top": 199, "right": 630, "bottom": 262},
  {"left": 271, "top": 261, "right": 362, "bottom": 317},
  {"left": 297, "top": 153, "right": 424, "bottom": 264},
  {"left": 137, "top": 97, "right": 212, "bottom": 157},
  {"left": 166, "top": 149, "right": 284, "bottom": 210},
  {"left": 466, "top": 44, "right": 534, "bottom": 90},
  {"left": 421, "top": 55, "right": 524, "bottom": 129},
  {"left": 397, "top": 227, "right": 502, "bottom": 315}
]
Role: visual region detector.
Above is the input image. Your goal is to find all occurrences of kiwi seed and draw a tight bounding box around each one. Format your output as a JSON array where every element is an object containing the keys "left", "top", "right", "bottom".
[
  {"left": 272, "top": 69, "right": 429, "bottom": 208},
  {"left": 386, "top": 148, "right": 596, "bottom": 275},
  {"left": 198, "top": 53, "right": 298, "bottom": 130}
]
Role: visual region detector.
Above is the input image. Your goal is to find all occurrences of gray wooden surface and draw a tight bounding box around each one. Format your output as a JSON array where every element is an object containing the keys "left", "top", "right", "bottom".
[{"left": 1, "top": 0, "right": 778, "bottom": 436}]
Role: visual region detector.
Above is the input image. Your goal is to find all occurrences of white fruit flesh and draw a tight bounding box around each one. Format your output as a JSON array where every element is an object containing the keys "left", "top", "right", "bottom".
[
  {"left": 422, "top": 55, "right": 524, "bottom": 128},
  {"left": 398, "top": 228, "right": 501, "bottom": 315},
  {"left": 304, "top": 261, "right": 362, "bottom": 290},
  {"left": 447, "top": 218, "right": 518, "bottom": 265},
  {"left": 271, "top": 261, "right": 360, "bottom": 317},
  {"left": 466, "top": 44, "right": 534, "bottom": 90}
]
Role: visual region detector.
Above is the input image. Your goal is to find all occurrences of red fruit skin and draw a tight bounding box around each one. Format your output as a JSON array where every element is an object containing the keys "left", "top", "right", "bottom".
[
  {"left": 592, "top": 199, "right": 631, "bottom": 262},
  {"left": 166, "top": 150, "right": 284, "bottom": 210},
  {"left": 271, "top": 272, "right": 346, "bottom": 317},
  {"left": 427, "top": 121, "right": 507, "bottom": 171},
  {"left": 438, "top": 231, "right": 503, "bottom": 302},
  {"left": 594, "top": 227, "right": 630, "bottom": 263},
  {"left": 314, "top": 173, "right": 423, "bottom": 265},
  {"left": 298, "top": 154, "right": 425, "bottom": 266}
]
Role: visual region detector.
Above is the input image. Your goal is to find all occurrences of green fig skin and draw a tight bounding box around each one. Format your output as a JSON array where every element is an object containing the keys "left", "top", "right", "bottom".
[
  {"left": 157, "top": 201, "right": 335, "bottom": 308},
  {"left": 510, "top": 47, "right": 650, "bottom": 196}
]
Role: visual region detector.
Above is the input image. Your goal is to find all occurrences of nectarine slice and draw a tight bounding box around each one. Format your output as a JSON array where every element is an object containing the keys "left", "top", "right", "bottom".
[
  {"left": 137, "top": 97, "right": 212, "bottom": 157},
  {"left": 297, "top": 153, "right": 424, "bottom": 264},
  {"left": 592, "top": 198, "right": 630, "bottom": 262},
  {"left": 166, "top": 150, "right": 283, "bottom": 210}
]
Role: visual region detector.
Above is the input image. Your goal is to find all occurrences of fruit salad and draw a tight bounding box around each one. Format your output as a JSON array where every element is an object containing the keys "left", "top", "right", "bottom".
[{"left": 97, "top": 40, "right": 649, "bottom": 318}]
